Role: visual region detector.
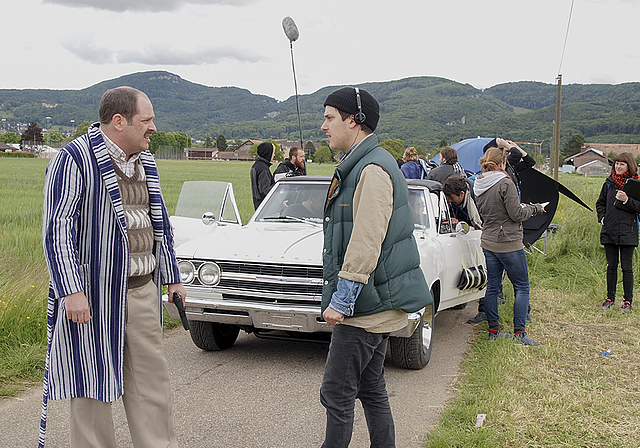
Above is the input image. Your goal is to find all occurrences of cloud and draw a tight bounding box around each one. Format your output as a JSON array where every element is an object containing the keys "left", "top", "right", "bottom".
[
  {"left": 61, "top": 33, "right": 116, "bottom": 64},
  {"left": 61, "top": 35, "right": 266, "bottom": 66},
  {"left": 117, "top": 45, "right": 266, "bottom": 65},
  {"left": 43, "top": 0, "right": 260, "bottom": 13}
]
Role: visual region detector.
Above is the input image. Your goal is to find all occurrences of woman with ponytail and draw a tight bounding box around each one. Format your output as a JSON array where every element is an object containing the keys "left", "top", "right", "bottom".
[
  {"left": 596, "top": 152, "right": 640, "bottom": 312},
  {"left": 473, "top": 147, "right": 546, "bottom": 345}
]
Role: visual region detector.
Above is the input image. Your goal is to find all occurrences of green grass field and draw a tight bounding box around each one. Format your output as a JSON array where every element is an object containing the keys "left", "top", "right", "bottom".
[
  {"left": 425, "top": 174, "right": 640, "bottom": 448},
  {"left": 0, "top": 158, "right": 335, "bottom": 396},
  {"left": 1, "top": 158, "right": 639, "bottom": 447}
]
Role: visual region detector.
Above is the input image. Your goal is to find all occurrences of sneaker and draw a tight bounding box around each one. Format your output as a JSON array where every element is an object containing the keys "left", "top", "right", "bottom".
[
  {"left": 619, "top": 301, "right": 632, "bottom": 313},
  {"left": 514, "top": 331, "right": 539, "bottom": 346},
  {"left": 488, "top": 330, "right": 512, "bottom": 340},
  {"left": 600, "top": 299, "right": 614, "bottom": 310},
  {"left": 468, "top": 311, "right": 487, "bottom": 324}
]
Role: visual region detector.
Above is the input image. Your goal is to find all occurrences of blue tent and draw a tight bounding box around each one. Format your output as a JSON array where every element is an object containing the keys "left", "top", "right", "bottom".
[{"left": 431, "top": 137, "right": 493, "bottom": 175}]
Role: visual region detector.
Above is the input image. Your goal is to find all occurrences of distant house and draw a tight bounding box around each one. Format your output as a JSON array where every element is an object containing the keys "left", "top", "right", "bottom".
[
  {"left": 576, "top": 159, "right": 611, "bottom": 176},
  {"left": 233, "top": 139, "right": 261, "bottom": 154},
  {"left": 185, "top": 148, "right": 218, "bottom": 160},
  {"left": 563, "top": 146, "right": 609, "bottom": 168},
  {"left": 586, "top": 143, "right": 640, "bottom": 158},
  {"left": 214, "top": 147, "right": 252, "bottom": 161}
]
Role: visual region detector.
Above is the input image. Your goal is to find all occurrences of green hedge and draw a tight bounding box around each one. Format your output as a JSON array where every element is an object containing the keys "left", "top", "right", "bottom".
[{"left": 0, "top": 152, "right": 36, "bottom": 158}]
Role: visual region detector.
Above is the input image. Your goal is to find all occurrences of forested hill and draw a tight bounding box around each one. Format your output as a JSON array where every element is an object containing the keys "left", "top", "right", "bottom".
[{"left": 1, "top": 71, "right": 639, "bottom": 151}]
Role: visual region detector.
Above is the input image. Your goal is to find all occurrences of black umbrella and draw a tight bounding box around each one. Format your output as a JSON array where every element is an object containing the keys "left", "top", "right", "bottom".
[{"left": 519, "top": 168, "right": 592, "bottom": 246}]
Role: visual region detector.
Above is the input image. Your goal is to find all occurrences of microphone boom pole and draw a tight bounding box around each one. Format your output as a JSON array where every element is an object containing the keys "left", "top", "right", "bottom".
[
  {"left": 282, "top": 17, "right": 305, "bottom": 164},
  {"left": 290, "top": 42, "right": 304, "bottom": 151}
]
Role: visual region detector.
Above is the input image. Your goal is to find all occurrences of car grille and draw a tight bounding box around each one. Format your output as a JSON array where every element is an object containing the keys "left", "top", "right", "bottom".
[
  {"left": 217, "top": 261, "right": 322, "bottom": 279},
  {"left": 191, "top": 260, "right": 323, "bottom": 303}
]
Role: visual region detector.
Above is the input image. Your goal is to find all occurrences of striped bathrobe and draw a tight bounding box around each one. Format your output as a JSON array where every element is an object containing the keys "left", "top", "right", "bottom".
[{"left": 39, "top": 123, "right": 181, "bottom": 446}]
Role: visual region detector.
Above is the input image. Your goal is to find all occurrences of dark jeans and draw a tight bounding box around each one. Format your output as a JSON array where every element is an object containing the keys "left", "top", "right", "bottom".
[
  {"left": 483, "top": 248, "right": 530, "bottom": 332},
  {"left": 320, "top": 324, "right": 394, "bottom": 448},
  {"left": 604, "top": 244, "right": 635, "bottom": 303}
]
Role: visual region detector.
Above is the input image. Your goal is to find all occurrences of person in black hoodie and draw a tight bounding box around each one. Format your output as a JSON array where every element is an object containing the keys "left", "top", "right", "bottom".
[
  {"left": 250, "top": 142, "right": 275, "bottom": 209},
  {"left": 596, "top": 152, "right": 640, "bottom": 312}
]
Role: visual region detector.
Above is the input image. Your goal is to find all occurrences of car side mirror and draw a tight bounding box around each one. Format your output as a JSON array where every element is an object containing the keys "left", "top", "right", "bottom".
[
  {"left": 455, "top": 221, "right": 470, "bottom": 234},
  {"left": 201, "top": 211, "right": 217, "bottom": 226}
]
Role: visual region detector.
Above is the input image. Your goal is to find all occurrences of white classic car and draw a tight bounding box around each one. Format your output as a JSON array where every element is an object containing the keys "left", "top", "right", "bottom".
[{"left": 164, "top": 176, "right": 486, "bottom": 369}]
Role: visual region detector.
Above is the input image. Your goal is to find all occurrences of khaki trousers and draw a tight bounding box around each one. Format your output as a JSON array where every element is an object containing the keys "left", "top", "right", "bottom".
[{"left": 70, "top": 280, "right": 177, "bottom": 448}]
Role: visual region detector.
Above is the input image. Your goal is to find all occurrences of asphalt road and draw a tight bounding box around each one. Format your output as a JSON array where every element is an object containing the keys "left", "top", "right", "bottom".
[{"left": 0, "top": 303, "right": 477, "bottom": 448}]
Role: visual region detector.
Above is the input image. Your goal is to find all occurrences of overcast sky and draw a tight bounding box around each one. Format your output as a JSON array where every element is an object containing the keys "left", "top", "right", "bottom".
[{"left": 4, "top": 0, "right": 639, "bottom": 101}]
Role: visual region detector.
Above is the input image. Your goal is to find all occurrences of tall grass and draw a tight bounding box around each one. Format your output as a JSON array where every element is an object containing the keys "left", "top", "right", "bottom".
[
  {"left": 0, "top": 158, "right": 50, "bottom": 396},
  {"left": 0, "top": 158, "right": 335, "bottom": 396},
  {"left": 425, "top": 173, "right": 640, "bottom": 448}
]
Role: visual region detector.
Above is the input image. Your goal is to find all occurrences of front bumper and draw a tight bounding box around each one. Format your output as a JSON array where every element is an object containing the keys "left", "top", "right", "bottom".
[{"left": 162, "top": 293, "right": 422, "bottom": 338}]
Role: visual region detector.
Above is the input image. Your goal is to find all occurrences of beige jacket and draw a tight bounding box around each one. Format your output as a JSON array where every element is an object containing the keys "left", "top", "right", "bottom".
[{"left": 338, "top": 162, "right": 408, "bottom": 332}]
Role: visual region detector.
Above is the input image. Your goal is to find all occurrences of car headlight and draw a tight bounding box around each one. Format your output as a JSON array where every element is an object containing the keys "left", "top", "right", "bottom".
[
  {"left": 178, "top": 261, "right": 195, "bottom": 284},
  {"left": 198, "top": 262, "right": 221, "bottom": 286}
]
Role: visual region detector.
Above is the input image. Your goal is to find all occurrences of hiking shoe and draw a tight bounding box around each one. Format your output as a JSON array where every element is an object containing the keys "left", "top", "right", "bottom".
[
  {"left": 514, "top": 331, "right": 539, "bottom": 346},
  {"left": 600, "top": 299, "right": 614, "bottom": 310},
  {"left": 468, "top": 311, "right": 487, "bottom": 324},
  {"left": 488, "top": 330, "right": 512, "bottom": 340},
  {"left": 619, "top": 301, "right": 632, "bottom": 313}
]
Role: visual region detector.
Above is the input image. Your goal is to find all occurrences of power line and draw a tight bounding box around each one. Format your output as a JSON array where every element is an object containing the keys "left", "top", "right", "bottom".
[{"left": 558, "top": 0, "right": 576, "bottom": 75}]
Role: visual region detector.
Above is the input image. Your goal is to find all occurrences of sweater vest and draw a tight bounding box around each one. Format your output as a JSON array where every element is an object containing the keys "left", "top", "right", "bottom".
[
  {"left": 322, "top": 136, "right": 431, "bottom": 316},
  {"left": 112, "top": 161, "right": 156, "bottom": 287}
]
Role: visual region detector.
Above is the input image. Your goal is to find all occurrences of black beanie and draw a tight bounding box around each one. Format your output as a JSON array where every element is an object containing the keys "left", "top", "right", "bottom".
[
  {"left": 257, "top": 142, "right": 274, "bottom": 160},
  {"left": 323, "top": 87, "right": 380, "bottom": 131}
]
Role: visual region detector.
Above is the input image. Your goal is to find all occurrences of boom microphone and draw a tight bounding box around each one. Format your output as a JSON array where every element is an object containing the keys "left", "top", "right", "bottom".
[{"left": 282, "top": 16, "right": 299, "bottom": 42}]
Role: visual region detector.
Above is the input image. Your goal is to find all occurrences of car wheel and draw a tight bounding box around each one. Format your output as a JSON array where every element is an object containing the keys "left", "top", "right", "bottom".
[
  {"left": 390, "top": 303, "right": 434, "bottom": 370},
  {"left": 188, "top": 321, "right": 240, "bottom": 351}
]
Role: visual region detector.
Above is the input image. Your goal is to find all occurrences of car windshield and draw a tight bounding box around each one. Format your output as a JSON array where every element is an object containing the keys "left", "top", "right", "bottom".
[
  {"left": 408, "top": 189, "right": 430, "bottom": 230},
  {"left": 255, "top": 182, "right": 329, "bottom": 224}
]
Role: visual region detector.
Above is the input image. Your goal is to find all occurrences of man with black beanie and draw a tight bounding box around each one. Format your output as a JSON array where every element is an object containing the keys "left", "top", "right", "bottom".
[
  {"left": 319, "top": 86, "right": 431, "bottom": 447},
  {"left": 250, "top": 141, "right": 275, "bottom": 209}
]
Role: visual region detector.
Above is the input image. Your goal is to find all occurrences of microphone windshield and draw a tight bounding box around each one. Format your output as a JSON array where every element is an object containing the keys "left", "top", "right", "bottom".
[{"left": 282, "top": 17, "right": 299, "bottom": 42}]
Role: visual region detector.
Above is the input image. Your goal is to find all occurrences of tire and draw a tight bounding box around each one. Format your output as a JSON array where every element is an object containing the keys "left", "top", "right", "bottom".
[
  {"left": 188, "top": 321, "right": 240, "bottom": 351},
  {"left": 390, "top": 303, "right": 435, "bottom": 370}
]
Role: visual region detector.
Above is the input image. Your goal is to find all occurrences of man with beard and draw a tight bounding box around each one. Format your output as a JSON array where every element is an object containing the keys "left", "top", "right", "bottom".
[{"left": 274, "top": 146, "right": 305, "bottom": 181}]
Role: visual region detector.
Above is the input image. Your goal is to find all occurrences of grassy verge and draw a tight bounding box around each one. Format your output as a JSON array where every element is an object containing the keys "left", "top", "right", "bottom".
[
  {"left": 425, "top": 174, "right": 640, "bottom": 448},
  {"left": 0, "top": 158, "right": 335, "bottom": 396}
]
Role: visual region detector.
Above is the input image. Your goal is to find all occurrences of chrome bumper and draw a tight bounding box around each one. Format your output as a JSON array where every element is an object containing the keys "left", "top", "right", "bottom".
[{"left": 162, "top": 294, "right": 422, "bottom": 338}]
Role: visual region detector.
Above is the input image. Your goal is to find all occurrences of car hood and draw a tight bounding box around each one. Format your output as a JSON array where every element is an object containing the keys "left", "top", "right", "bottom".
[{"left": 175, "top": 222, "right": 323, "bottom": 265}]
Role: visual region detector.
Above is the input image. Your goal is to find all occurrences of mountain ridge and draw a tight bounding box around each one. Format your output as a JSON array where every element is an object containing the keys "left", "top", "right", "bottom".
[{"left": 1, "top": 71, "right": 639, "bottom": 151}]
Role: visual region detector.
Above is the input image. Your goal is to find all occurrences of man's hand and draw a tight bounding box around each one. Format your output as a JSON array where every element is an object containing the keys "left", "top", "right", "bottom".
[
  {"left": 323, "top": 307, "right": 344, "bottom": 326},
  {"left": 64, "top": 291, "right": 91, "bottom": 324},
  {"left": 168, "top": 283, "right": 187, "bottom": 304}
]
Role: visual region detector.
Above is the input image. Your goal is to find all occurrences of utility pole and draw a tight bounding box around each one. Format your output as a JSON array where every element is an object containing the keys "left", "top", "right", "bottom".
[{"left": 553, "top": 74, "right": 562, "bottom": 181}]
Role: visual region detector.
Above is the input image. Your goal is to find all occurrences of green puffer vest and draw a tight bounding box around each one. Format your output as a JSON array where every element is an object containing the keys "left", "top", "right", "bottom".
[{"left": 321, "top": 135, "right": 432, "bottom": 316}]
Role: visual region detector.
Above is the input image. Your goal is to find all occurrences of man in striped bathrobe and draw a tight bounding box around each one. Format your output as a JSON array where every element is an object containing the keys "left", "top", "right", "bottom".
[{"left": 41, "top": 86, "right": 186, "bottom": 447}]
